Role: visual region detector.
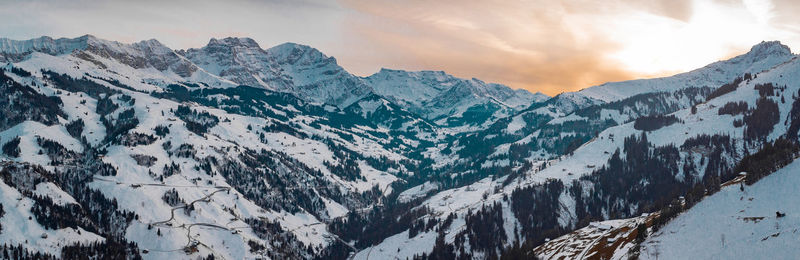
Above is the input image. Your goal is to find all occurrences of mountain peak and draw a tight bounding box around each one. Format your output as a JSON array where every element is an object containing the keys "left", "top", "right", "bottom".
[
  {"left": 268, "top": 42, "right": 318, "bottom": 55},
  {"left": 76, "top": 34, "right": 99, "bottom": 42},
  {"left": 373, "top": 68, "right": 450, "bottom": 79},
  {"left": 136, "top": 38, "right": 163, "bottom": 46},
  {"left": 207, "top": 37, "right": 261, "bottom": 49},
  {"left": 267, "top": 42, "right": 333, "bottom": 64},
  {"left": 75, "top": 34, "right": 127, "bottom": 50},
  {"left": 130, "top": 38, "right": 174, "bottom": 55},
  {"left": 746, "top": 40, "right": 792, "bottom": 59},
  {"left": 377, "top": 67, "right": 403, "bottom": 74}
]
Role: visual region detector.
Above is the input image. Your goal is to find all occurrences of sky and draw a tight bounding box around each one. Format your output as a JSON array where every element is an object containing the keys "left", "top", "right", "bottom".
[{"left": 1, "top": 0, "right": 800, "bottom": 95}]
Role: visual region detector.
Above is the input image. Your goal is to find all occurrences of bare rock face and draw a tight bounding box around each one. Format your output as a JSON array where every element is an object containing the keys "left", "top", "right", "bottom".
[
  {"left": 180, "top": 37, "right": 276, "bottom": 88},
  {"left": 183, "top": 38, "right": 373, "bottom": 107}
]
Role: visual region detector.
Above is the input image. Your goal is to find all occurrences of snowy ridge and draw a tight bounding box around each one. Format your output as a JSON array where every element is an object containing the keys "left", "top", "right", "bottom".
[
  {"left": 366, "top": 68, "right": 548, "bottom": 125},
  {"left": 579, "top": 41, "right": 796, "bottom": 102},
  {"left": 0, "top": 35, "right": 94, "bottom": 56},
  {"left": 0, "top": 35, "right": 202, "bottom": 78}
]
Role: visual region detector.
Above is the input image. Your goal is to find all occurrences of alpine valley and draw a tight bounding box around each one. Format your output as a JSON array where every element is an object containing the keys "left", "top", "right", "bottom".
[{"left": 1, "top": 35, "right": 799, "bottom": 259}]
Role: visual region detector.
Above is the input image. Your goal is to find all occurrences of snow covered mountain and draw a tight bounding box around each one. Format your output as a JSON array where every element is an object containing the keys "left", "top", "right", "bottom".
[
  {"left": 1, "top": 35, "right": 799, "bottom": 260},
  {"left": 178, "top": 37, "right": 546, "bottom": 127},
  {"left": 365, "top": 68, "right": 549, "bottom": 126},
  {"left": 0, "top": 35, "right": 202, "bottom": 78},
  {"left": 181, "top": 38, "right": 374, "bottom": 107}
]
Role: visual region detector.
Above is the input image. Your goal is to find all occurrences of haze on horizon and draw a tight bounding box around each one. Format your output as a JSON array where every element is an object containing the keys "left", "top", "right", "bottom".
[{"left": 2, "top": 0, "right": 799, "bottom": 96}]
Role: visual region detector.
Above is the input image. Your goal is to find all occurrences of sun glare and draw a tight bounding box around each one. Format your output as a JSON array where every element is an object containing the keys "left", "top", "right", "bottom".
[{"left": 607, "top": 0, "right": 777, "bottom": 78}]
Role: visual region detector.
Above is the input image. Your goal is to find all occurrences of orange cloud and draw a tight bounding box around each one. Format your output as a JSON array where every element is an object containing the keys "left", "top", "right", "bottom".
[
  {"left": 335, "top": 0, "right": 800, "bottom": 96},
  {"left": 334, "top": 0, "right": 669, "bottom": 95}
]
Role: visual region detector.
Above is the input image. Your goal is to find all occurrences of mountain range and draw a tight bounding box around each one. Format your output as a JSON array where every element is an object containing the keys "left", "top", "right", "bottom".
[{"left": 0, "top": 34, "right": 798, "bottom": 259}]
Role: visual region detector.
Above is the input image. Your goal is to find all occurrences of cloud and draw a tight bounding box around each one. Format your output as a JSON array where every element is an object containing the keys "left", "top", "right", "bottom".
[
  {"left": 623, "top": 0, "right": 694, "bottom": 21},
  {"left": 335, "top": 0, "right": 662, "bottom": 94},
  {"left": 336, "top": 0, "right": 800, "bottom": 95}
]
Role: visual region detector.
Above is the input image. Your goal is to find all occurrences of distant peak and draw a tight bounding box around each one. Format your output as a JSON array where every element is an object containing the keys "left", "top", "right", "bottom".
[
  {"left": 267, "top": 42, "right": 332, "bottom": 63},
  {"left": 207, "top": 37, "right": 261, "bottom": 48},
  {"left": 746, "top": 40, "right": 792, "bottom": 58},
  {"left": 372, "top": 68, "right": 449, "bottom": 78},
  {"left": 138, "top": 38, "right": 163, "bottom": 45},
  {"left": 268, "top": 42, "right": 316, "bottom": 54},
  {"left": 131, "top": 38, "right": 173, "bottom": 54},
  {"left": 77, "top": 34, "right": 97, "bottom": 40},
  {"left": 76, "top": 34, "right": 112, "bottom": 47},
  {"left": 378, "top": 67, "right": 402, "bottom": 73},
  {"left": 522, "top": 89, "right": 548, "bottom": 97}
]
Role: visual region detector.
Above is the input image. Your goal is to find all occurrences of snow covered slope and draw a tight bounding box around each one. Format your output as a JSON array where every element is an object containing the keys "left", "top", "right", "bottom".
[
  {"left": 0, "top": 56, "right": 424, "bottom": 259},
  {"left": 640, "top": 158, "right": 800, "bottom": 260}
]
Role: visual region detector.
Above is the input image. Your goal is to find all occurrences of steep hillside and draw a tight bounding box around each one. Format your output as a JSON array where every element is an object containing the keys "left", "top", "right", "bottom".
[
  {"left": 0, "top": 60, "right": 420, "bottom": 259},
  {"left": 638, "top": 158, "right": 800, "bottom": 259},
  {"left": 537, "top": 157, "right": 800, "bottom": 260}
]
